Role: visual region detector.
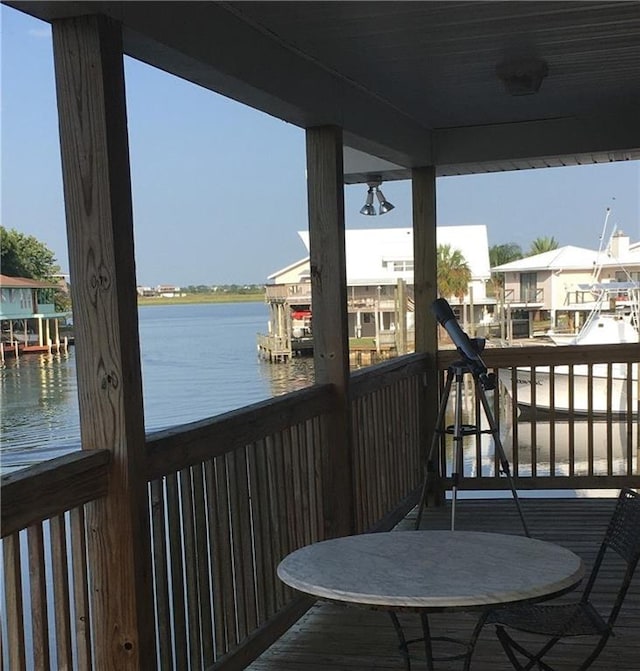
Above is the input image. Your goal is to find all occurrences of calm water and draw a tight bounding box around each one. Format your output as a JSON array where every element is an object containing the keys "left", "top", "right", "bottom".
[
  {"left": 2, "top": 302, "right": 635, "bottom": 481},
  {"left": 0, "top": 302, "right": 314, "bottom": 471}
]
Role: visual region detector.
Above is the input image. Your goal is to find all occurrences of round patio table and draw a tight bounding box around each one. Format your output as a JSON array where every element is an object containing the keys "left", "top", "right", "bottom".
[{"left": 277, "top": 530, "right": 584, "bottom": 670}]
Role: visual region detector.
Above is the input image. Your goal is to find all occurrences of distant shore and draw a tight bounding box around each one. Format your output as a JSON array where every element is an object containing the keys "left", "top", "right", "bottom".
[{"left": 137, "top": 292, "right": 265, "bottom": 307}]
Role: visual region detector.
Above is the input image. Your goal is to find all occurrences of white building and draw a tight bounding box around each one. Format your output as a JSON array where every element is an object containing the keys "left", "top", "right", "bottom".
[
  {"left": 264, "top": 226, "right": 492, "bottom": 352},
  {"left": 492, "top": 230, "right": 640, "bottom": 334}
]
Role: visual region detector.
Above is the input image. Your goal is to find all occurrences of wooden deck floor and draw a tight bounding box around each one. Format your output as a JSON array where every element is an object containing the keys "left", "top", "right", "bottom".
[{"left": 248, "top": 496, "right": 640, "bottom": 671}]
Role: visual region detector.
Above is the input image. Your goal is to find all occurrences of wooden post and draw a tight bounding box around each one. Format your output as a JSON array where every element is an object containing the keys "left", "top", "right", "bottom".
[
  {"left": 52, "top": 15, "right": 154, "bottom": 669},
  {"left": 305, "top": 125, "right": 353, "bottom": 539},
  {"left": 397, "top": 278, "right": 407, "bottom": 355},
  {"left": 469, "top": 284, "right": 475, "bottom": 337},
  {"left": 412, "top": 167, "right": 442, "bottom": 503}
]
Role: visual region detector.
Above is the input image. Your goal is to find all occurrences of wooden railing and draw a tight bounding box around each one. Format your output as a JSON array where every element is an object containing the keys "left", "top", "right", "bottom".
[
  {"left": 145, "top": 385, "right": 337, "bottom": 670},
  {"left": 2, "top": 344, "right": 637, "bottom": 669},
  {"left": 436, "top": 343, "right": 639, "bottom": 491},
  {"left": 503, "top": 287, "right": 544, "bottom": 304},
  {"left": 350, "top": 354, "right": 426, "bottom": 533},
  {"left": 1, "top": 451, "right": 110, "bottom": 671},
  {"left": 264, "top": 284, "right": 312, "bottom": 303}
]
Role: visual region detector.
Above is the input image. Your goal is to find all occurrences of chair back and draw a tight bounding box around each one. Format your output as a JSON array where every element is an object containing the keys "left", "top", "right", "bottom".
[
  {"left": 581, "top": 488, "right": 640, "bottom": 628},
  {"left": 606, "top": 488, "right": 640, "bottom": 563}
]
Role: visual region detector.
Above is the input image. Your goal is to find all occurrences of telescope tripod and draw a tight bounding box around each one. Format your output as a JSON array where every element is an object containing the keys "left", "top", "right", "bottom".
[{"left": 415, "top": 361, "right": 530, "bottom": 537}]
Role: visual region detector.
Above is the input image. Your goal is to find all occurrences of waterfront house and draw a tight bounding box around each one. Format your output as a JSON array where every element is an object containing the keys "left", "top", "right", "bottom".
[
  {"left": 493, "top": 231, "right": 640, "bottom": 337},
  {"left": 2, "top": 3, "right": 639, "bottom": 671},
  {"left": 0, "top": 273, "right": 71, "bottom": 357},
  {"left": 261, "top": 226, "right": 492, "bottom": 360}
]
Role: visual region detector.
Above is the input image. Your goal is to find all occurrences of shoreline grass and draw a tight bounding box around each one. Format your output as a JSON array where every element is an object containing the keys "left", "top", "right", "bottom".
[{"left": 137, "top": 292, "right": 265, "bottom": 307}]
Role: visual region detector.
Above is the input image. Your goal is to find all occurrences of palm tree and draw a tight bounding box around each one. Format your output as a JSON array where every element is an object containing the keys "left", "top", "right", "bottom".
[
  {"left": 488, "top": 243, "right": 523, "bottom": 296},
  {"left": 437, "top": 244, "right": 472, "bottom": 302},
  {"left": 529, "top": 236, "right": 559, "bottom": 255},
  {"left": 489, "top": 243, "right": 523, "bottom": 267}
]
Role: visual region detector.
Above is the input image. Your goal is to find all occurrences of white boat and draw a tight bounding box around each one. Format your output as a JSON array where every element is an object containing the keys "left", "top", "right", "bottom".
[{"left": 500, "top": 282, "right": 639, "bottom": 418}]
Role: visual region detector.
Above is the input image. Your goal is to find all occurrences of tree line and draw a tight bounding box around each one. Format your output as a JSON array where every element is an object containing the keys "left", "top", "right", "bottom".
[
  {"left": 438, "top": 236, "right": 560, "bottom": 301},
  {"left": 182, "top": 284, "right": 264, "bottom": 294},
  {"left": 1, "top": 225, "right": 559, "bottom": 310},
  {"left": 0, "top": 226, "right": 71, "bottom": 311}
]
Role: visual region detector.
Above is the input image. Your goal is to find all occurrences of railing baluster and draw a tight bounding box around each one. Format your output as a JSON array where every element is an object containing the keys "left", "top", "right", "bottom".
[
  {"left": 530, "top": 368, "right": 537, "bottom": 479},
  {"left": 166, "top": 471, "right": 188, "bottom": 667},
  {"left": 606, "top": 362, "right": 614, "bottom": 476},
  {"left": 69, "top": 507, "right": 92, "bottom": 671},
  {"left": 248, "top": 440, "right": 272, "bottom": 621},
  {"left": 50, "top": 514, "right": 72, "bottom": 670},
  {"left": 568, "top": 367, "right": 576, "bottom": 478},
  {"left": 215, "top": 454, "right": 237, "bottom": 649},
  {"left": 149, "top": 479, "right": 172, "bottom": 671},
  {"left": 549, "top": 365, "right": 556, "bottom": 477},
  {"left": 192, "top": 462, "right": 214, "bottom": 667},
  {"left": 27, "top": 524, "right": 50, "bottom": 671},
  {"left": 3, "top": 533, "right": 26, "bottom": 671},
  {"left": 203, "top": 459, "right": 227, "bottom": 658}
]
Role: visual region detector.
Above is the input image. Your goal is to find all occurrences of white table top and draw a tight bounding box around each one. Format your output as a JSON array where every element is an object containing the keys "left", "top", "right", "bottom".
[{"left": 277, "top": 530, "right": 584, "bottom": 609}]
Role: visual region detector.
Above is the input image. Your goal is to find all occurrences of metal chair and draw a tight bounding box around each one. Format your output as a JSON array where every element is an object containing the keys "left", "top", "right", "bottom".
[{"left": 469, "top": 488, "right": 640, "bottom": 671}]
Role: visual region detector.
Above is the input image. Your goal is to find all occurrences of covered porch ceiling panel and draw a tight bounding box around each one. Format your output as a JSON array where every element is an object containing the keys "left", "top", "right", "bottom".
[{"left": 7, "top": 1, "right": 640, "bottom": 181}]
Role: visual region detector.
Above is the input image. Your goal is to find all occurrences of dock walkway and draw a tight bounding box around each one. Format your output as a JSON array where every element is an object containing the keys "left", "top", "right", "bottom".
[{"left": 249, "top": 496, "right": 639, "bottom": 670}]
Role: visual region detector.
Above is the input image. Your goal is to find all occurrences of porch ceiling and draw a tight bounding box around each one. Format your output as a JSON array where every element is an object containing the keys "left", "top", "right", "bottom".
[{"left": 7, "top": 1, "right": 640, "bottom": 181}]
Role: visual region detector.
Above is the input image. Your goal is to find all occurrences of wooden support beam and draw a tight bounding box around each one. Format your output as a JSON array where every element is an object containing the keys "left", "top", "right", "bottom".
[
  {"left": 52, "top": 15, "right": 155, "bottom": 669},
  {"left": 305, "top": 125, "right": 354, "bottom": 539},
  {"left": 412, "top": 166, "right": 437, "bottom": 355},
  {"left": 412, "top": 167, "right": 442, "bottom": 503}
]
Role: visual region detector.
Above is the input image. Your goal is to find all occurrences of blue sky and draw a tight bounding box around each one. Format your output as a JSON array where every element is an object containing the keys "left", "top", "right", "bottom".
[{"left": 2, "top": 6, "right": 639, "bottom": 287}]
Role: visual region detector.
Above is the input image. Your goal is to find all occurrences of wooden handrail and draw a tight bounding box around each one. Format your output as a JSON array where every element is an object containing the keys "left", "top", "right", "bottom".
[
  {"left": 350, "top": 352, "right": 429, "bottom": 398},
  {"left": 146, "top": 383, "right": 337, "bottom": 480},
  {"left": 438, "top": 342, "right": 639, "bottom": 368},
  {"left": 1, "top": 450, "right": 110, "bottom": 537}
]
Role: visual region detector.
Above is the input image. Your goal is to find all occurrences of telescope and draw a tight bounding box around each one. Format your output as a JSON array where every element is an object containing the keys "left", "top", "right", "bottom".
[
  {"left": 431, "top": 298, "right": 495, "bottom": 390},
  {"left": 416, "top": 297, "right": 530, "bottom": 537}
]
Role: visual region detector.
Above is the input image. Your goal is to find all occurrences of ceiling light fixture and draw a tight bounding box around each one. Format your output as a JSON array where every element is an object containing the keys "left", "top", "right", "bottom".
[
  {"left": 359, "top": 177, "right": 395, "bottom": 216},
  {"left": 496, "top": 57, "right": 548, "bottom": 96}
]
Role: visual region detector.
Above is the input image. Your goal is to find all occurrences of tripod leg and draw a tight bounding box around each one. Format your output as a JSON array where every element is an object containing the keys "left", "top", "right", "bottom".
[
  {"left": 450, "top": 369, "right": 465, "bottom": 531},
  {"left": 415, "top": 370, "right": 454, "bottom": 529},
  {"left": 476, "top": 380, "right": 531, "bottom": 537}
]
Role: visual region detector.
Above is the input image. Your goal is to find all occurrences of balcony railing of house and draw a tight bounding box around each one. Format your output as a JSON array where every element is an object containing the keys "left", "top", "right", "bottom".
[
  {"left": 503, "top": 288, "right": 545, "bottom": 304},
  {"left": 1, "top": 345, "right": 637, "bottom": 670},
  {"left": 35, "top": 304, "right": 58, "bottom": 315},
  {"left": 264, "top": 284, "right": 312, "bottom": 304}
]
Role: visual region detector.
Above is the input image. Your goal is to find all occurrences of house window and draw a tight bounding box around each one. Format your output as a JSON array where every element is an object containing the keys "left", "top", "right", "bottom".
[
  {"left": 519, "top": 273, "right": 537, "bottom": 302},
  {"left": 391, "top": 260, "right": 414, "bottom": 272}
]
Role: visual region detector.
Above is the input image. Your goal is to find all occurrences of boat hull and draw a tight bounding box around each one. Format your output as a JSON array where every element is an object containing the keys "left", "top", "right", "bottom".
[{"left": 499, "top": 364, "right": 639, "bottom": 419}]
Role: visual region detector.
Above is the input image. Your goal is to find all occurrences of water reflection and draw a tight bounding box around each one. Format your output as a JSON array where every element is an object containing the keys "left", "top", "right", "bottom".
[
  {"left": 444, "top": 417, "right": 638, "bottom": 480},
  {"left": 258, "top": 356, "right": 315, "bottom": 397},
  {"left": 505, "top": 421, "right": 638, "bottom": 477},
  {"left": 1, "top": 351, "right": 80, "bottom": 469}
]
